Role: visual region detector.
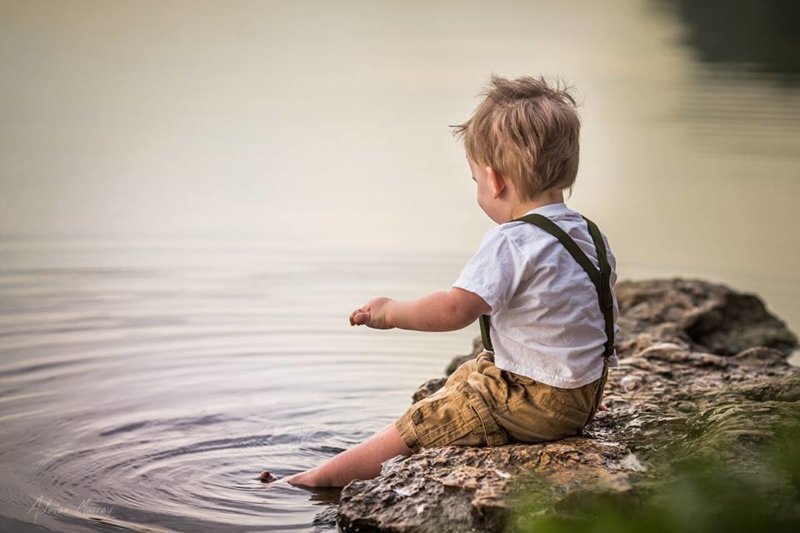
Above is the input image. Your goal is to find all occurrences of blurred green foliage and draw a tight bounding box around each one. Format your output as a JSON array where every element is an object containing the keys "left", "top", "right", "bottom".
[{"left": 508, "top": 418, "right": 800, "bottom": 533}]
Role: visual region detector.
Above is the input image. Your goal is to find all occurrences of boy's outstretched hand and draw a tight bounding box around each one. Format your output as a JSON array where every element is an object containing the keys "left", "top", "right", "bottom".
[
  {"left": 349, "top": 297, "right": 395, "bottom": 329},
  {"left": 349, "top": 289, "right": 489, "bottom": 332}
]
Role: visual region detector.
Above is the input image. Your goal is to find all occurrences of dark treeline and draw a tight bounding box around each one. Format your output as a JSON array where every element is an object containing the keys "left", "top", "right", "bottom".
[{"left": 656, "top": 0, "right": 800, "bottom": 84}]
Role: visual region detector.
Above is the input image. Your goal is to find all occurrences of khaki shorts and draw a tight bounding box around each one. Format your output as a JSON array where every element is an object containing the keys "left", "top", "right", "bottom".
[{"left": 394, "top": 351, "right": 609, "bottom": 453}]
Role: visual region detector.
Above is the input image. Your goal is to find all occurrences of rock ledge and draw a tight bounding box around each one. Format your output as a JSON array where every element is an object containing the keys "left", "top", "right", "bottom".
[{"left": 337, "top": 279, "right": 799, "bottom": 532}]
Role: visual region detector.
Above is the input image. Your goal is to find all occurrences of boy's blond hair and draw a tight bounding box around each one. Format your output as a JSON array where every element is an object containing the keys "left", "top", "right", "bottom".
[{"left": 452, "top": 75, "right": 580, "bottom": 201}]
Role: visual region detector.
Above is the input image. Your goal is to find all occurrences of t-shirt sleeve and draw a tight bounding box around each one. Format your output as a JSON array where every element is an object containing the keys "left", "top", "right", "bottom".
[{"left": 452, "top": 227, "right": 523, "bottom": 314}]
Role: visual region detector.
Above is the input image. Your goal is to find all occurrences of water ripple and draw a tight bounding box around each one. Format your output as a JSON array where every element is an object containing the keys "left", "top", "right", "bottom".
[{"left": 0, "top": 265, "right": 463, "bottom": 531}]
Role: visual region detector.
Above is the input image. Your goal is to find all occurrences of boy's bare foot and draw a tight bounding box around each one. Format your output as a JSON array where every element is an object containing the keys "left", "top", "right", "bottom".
[
  {"left": 259, "top": 469, "right": 280, "bottom": 483},
  {"left": 259, "top": 469, "right": 308, "bottom": 486}
]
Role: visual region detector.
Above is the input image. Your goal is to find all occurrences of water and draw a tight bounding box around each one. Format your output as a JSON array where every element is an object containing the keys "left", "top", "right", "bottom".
[
  {"left": 1, "top": 0, "right": 799, "bottom": 531},
  {"left": 0, "top": 253, "right": 474, "bottom": 531}
]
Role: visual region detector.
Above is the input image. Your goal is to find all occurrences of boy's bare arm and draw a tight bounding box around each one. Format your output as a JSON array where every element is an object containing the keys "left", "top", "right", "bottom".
[{"left": 349, "top": 288, "right": 490, "bottom": 331}]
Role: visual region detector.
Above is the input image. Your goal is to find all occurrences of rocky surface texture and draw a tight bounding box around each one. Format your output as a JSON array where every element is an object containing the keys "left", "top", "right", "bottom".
[{"left": 335, "top": 279, "right": 800, "bottom": 532}]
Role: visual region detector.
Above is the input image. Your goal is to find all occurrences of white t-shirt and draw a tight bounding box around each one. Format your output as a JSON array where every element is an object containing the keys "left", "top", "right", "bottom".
[{"left": 453, "top": 202, "right": 620, "bottom": 389}]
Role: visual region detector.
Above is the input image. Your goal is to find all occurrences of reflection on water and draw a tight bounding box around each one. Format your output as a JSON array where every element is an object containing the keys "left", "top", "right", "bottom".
[{"left": 1, "top": 0, "right": 799, "bottom": 530}]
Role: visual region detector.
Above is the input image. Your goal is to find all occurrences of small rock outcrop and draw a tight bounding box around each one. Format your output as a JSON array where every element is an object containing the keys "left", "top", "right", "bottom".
[{"left": 336, "top": 279, "right": 799, "bottom": 532}]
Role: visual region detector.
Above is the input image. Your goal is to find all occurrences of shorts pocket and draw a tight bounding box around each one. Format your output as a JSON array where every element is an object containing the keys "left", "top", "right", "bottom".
[
  {"left": 456, "top": 382, "right": 508, "bottom": 446},
  {"left": 409, "top": 379, "right": 509, "bottom": 449},
  {"left": 412, "top": 391, "right": 475, "bottom": 447}
]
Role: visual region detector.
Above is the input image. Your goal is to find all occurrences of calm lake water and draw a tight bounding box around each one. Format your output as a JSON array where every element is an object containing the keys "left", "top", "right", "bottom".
[{"left": 1, "top": 0, "right": 799, "bottom": 531}]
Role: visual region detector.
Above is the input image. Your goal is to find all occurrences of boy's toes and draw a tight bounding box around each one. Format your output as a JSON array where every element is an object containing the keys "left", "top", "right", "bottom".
[{"left": 260, "top": 469, "right": 278, "bottom": 483}]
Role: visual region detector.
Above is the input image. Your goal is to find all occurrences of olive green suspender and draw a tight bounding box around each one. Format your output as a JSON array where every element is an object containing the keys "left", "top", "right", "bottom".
[{"left": 478, "top": 214, "right": 615, "bottom": 364}]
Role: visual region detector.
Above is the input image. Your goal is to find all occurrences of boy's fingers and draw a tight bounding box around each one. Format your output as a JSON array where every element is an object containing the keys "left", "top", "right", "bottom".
[
  {"left": 349, "top": 308, "right": 362, "bottom": 324},
  {"left": 349, "top": 305, "right": 374, "bottom": 326}
]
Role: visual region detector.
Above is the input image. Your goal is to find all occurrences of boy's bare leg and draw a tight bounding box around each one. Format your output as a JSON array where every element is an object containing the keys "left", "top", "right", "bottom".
[{"left": 261, "top": 421, "right": 413, "bottom": 488}]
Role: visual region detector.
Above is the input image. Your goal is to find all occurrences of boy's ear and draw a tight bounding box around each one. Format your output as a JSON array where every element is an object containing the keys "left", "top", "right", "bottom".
[{"left": 486, "top": 166, "right": 506, "bottom": 199}]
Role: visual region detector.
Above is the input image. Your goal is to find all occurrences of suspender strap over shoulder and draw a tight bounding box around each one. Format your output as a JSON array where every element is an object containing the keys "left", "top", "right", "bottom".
[
  {"left": 478, "top": 213, "right": 615, "bottom": 361},
  {"left": 479, "top": 313, "right": 493, "bottom": 352},
  {"left": 580, "top": 216, "right": 616, "bottom": 360}
]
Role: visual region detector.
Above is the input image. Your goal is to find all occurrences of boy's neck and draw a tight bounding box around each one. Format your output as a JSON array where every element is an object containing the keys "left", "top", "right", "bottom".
[{"left": 508, "top": 188, "right": 565, "bottom": 221}]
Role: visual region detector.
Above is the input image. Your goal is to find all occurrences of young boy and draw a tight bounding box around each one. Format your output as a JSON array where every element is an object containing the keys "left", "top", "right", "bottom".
[{"left": 260, "top": 75, "right": 619, "bottom": 488}]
